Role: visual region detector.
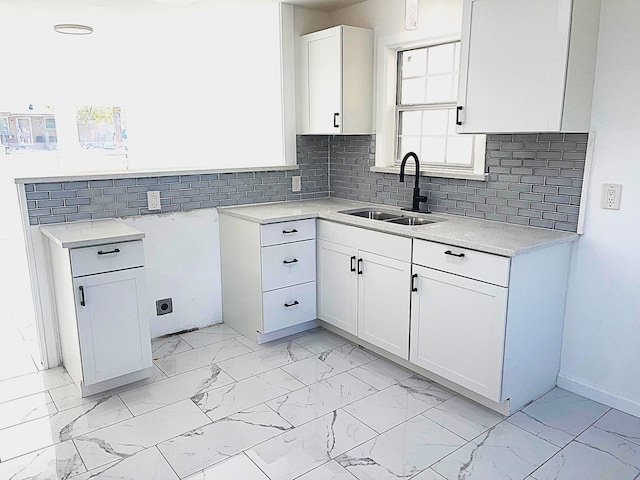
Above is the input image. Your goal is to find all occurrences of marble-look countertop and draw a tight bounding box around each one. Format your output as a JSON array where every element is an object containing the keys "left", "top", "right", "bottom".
[
  {"left": 40, "top": 219, "right": 145, "bottom": 249},
  {"left": 218, "top": 198, "right": 578, "bottom": 257}
]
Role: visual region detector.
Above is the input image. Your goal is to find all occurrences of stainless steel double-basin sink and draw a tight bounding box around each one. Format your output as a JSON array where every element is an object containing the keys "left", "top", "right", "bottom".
[{"left": 338, "top": 208, "right": 440, "bottom": 226}]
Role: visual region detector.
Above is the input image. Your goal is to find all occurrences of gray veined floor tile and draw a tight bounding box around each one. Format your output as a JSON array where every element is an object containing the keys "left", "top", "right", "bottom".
[
  {"left": 422, "top": 394, "right": 505, "bottom": 441},
  {"left": 193, "top": 368, "right": 305, "bottom": 422},
  {"left": 158, "top": 403, "right": 292, "bottom": 479},
  {"left": 0, "top": 440, "right": 85, "bottom": 480},
  {"left": 507, "top": 387, "right": 610, "bottom": 447},
  {"left": 433, "top": 421, "right": 559, "bottom": 480},
  {"left": 179, "top": 323, "right": 242, "bottom": 348},
  {"left": 292, "top": 328, "right": 353, "bottom": 354},
  {"left": 591, "top": 408, "right": 640, "bottom": 446},
  {"left": 118, "top": 363, "right": 235, "bottom": 415},
  {"left": 343, "top": 376, "right": 454, "bottom": 433},
  {"left": 281, "top": 343, "right": 378, "bottom": 385},
  {"left": 71, "top": 446, "right": 179, "bottom": 480},
  {"left": 151, "top": 335, "right": 193, "bottom": 359},
  {"left": 529, "top": 420, "right": 640, "bottom": 480},
  {"left": 246, "top": 409, "right": 377, "bottom": 480},
  {"left": 154, "top": 337, "right": 252, "bottom": 376},
  {"left": 184, "top": 454, "right": 270, "bottom": 480},
  {"left": 336, "top": 415, "right": 465, "bottom": 479},
  {"left": 347, "top": 357, "right": 414, "bottom": 390},
  {"left": 216, "top": 340, "right": 313, "bottom": 381},
  {"left": 295, "top": 460, "right": 358, "bottom": 480},
  {"left": 266, "top": 371, "right": 377, "bottom": 427},
  {"left": 0, "top": 366, "right": 73, "bottom": 404},
  {"left": 411, "top": 468, "right": 448, "bottom": 480},
  {"left": 0, "top": 390, "right": 57, "bottom": 430}
]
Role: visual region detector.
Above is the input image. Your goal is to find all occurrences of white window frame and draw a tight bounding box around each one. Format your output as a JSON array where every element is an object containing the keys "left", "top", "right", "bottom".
[{"left": 373, "top": 31, "right": 486, "bottom": 180}]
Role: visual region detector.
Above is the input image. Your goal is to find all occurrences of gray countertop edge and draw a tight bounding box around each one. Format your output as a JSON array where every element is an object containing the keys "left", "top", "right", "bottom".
[
  {"left": 218, "top": 199, "right": 578, "bottom": 257},
  {"left": 40, "top": 219, "right": 145, "bottom": 249}
]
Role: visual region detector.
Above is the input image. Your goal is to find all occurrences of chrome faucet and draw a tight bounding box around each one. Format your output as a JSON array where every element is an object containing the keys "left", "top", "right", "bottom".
[{"left": 399, "top": 152, "right": 428, "bottom": 212}]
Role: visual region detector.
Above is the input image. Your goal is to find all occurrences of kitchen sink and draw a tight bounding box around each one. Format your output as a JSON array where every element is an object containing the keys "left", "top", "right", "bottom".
[
  {"left": 338, "top": 208, "right": 440, "bottom": 227},
  {"left": 387, "top": 216, "right": 437, "bottom": 226}
]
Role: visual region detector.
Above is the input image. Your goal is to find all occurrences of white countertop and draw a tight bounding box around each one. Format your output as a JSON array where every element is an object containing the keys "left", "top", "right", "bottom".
[
  {"left": 40, "top": 219, "right": 145, "bottom": 249},
  {"left": 218, "top": 198, "right": 578, "bottom": 257}
]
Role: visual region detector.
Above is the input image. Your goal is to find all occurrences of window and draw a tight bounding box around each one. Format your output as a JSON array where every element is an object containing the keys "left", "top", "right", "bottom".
[{"left": 0, "top": 105, "right": 58, "bottom": 153}]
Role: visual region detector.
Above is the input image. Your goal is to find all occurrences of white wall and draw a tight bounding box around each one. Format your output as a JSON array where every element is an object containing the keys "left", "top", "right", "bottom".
[{"left": 558, "top": 0, "right": 640, "bottom": 416}]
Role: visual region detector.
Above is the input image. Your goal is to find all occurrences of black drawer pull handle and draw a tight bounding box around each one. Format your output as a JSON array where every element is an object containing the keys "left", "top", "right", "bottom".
[
  {"left": 350, "top": 255, "right": 356, "bottom": 272},
  {"left": 79, "top": 286, "right": 86, "bottom": 306},
  {"left": 283, "top": 259, "right": 299, "bottom": 265},
  {"left": 411, "top": 273, "right": 418, "bottom": 292},
  {"left": 333, "top": 112, "right": 340, "bottom": 128},
  {"left": 357, "top": 258, "right": 363, "bottom": 275},
  {"left": 282, "top": 229, "right": 298, "bottom": 234},
  {"left": 97, "top": 248, "right": 120, "bottom": 255},
  {"left": 284, "top": 301, "right": 300, "bottom": 308},
  {"left": 444, "top": 250, "right": 465, "bottom": 258},
  {"left": 456, "top": 106, "right": 463, "bottom": 126}
]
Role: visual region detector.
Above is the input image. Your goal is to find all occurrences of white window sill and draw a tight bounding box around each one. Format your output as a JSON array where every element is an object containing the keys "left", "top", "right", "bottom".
[{"left": 370, "top": 166, "right": 488, "bottom": 181}]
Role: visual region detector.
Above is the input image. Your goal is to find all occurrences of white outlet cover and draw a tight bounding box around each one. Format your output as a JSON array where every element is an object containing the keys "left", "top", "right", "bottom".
[
  {"left": 147, "top": 191, "right": 162, "bottom": 211},
  {"left": 292, "top": 176, "right": 302, "bottom": 192},
  {"left": 601, "top": 183, "right": 622, "bottom": 210}
]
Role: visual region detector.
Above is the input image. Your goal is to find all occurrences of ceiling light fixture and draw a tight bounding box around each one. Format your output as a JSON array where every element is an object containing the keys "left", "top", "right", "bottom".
[{"left": 53, "top": 24, "right": 94, "bottom": 35}]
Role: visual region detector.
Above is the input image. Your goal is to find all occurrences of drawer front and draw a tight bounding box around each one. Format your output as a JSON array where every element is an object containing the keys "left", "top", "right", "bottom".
[
  {"left": 262, "top": 240, "right": 316, "bottom": 291},
  {"left": 261, "top": 219, "right": 316, "bottom": 246},
  {"left": 70, "top": 241, "right": 145, "bottom": 277},
  {"left": 413, "top": 240, "right": 510, "bottom": 287},
  {"left": 262, "top": 282, "right": 317, "bottom": 333}
]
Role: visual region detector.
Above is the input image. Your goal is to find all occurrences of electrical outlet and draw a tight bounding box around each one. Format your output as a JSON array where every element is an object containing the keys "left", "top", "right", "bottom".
[
  {"left": 601, "top": 184, "right": 622, "bottom": 210},
  {"left": 147, "top": 191, "right": 161, "bottom": 211},
  {"left": 292, "top": 176, "right": 302, "bottom": 192}
]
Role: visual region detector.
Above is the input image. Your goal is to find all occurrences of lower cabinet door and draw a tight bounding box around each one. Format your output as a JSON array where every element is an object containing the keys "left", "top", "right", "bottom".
[
  {"left": 410, "top": 265, "right": 508, "bottom": 401},
  {"left": 262, "top": 282, "right": 317, "bottom": 333},
  {"left": 357, "top": 250, "right": 411, "bottom": 359},
  {"left": 73, "top": 269, "right": 151, "bottom": 386},
  {"left": 317, "top": 239, "right": 358, "bottom": 335}
]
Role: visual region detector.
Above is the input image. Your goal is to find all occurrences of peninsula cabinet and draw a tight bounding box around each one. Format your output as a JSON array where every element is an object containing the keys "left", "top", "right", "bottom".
[
  {"left": 456, "top": 0, "right": 601, "bottom": 133},
  {"left": 317, "top": 220, "right": 412, "bottom": 359},
  {"left": 297, "top": 25, "right": 373, "bottom": 134}
]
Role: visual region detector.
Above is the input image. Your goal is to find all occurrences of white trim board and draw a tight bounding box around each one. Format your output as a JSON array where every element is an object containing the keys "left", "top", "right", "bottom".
[{"left": 557, "top": 373, "right": 640, "bottom": 418}]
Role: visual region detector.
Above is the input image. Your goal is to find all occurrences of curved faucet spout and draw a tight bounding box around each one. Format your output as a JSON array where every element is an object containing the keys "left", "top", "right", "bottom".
[{"left": 399, "top": 151, "right": 428, "bottom": 212}]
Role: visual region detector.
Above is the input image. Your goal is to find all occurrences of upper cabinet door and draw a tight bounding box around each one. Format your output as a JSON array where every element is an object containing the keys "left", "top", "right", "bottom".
[{"left": 456, "top": 0, "right": 601, "bottom": 133}]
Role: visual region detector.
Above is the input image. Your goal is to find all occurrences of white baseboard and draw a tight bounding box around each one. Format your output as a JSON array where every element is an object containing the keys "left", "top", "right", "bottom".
[{"left": 557, "top": 373, "right": 640, "bottom": 418}]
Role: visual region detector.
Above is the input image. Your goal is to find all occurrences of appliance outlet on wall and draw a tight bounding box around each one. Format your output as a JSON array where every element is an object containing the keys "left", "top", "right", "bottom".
[
  {"left": 292, "top": 176, "right": 302, "bottom": 192},
  {"left": 147, "top": 191, "right": 161, "bottom": 211},
  {"left": 156, "top": 298, "right": 173, "bottom": 316},
  {"left": 601, "top": 184, "right": 622, "bottom": 210}
]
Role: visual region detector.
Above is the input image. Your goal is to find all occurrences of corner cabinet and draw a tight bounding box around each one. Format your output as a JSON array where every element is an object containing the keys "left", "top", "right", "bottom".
[
  {"left": 456, "top": 0, "right": 601, "bottom": 133},
  {"left": 297, "top": 25, "right": 373, "bottom": 135}
]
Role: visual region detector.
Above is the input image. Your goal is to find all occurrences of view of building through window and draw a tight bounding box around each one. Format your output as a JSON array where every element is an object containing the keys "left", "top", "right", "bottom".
[
  {"left": 0, "top": 105, "right": 57, "bottom": 153},
  {"left": 76, "top": 106, "right": 127, "bottom": 152}
]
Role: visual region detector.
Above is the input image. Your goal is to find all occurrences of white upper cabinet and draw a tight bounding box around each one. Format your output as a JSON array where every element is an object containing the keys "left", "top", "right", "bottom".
[
  {"left": 297, "top": 25, "right": 373, "bottom": 135},
  {"left": 456, "top": 0, "right": 602, "bottom": 133}
]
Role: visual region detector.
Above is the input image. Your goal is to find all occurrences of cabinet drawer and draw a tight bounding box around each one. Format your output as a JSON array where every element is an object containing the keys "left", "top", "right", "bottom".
[
  {"left": 261, "top": 219, "right": 316, "bottom": 246},
  {"left": 262, "top": 282, "right": 317, "bottom": 333},
  {"left": 70, "top": 241, "right": 145, "bottom": 277},
  {"left": 413, "top": 240, "right": 510, "bottom": 287},
  {"left": 262, "top": 240, "right": 316, "bottom": 291}
]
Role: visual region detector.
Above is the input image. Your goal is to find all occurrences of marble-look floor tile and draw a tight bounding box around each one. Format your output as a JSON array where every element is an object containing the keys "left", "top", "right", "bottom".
[
  {"left": 0, "top": 350, "right": 38, "bottom": 381},
  {"left": 433, "top": 421, "right": 559, "bottom": 480},
  {"left": 0, "top": 367, "right": 73, "bottom": 404},
  {"left": 292, "top": 329, "right": 353, "bottom": 354},
  {"left": 281, "top": 343, "right": 378, "bottom": 385},
  {"left": 246, "top": 409, "right": 376, "bottom": 480},
  {"left": 344, "top": 377, "right": 453, "bottom": 433},
  {"left": 155, "top": 338, "right": 252, "bottom": 376},
  {"left": 0, "top": 391, "right": 57, "bottom": 430},
  {"left": 411, "top": 468, "right": 448, "bottom": 480},
  {"left": 296, "top": 460, "right": 357, "bottom": 480},
  {"left": 267, "top": 372, "right": 377, "bottom": 427},
  {"left": 73, "top": 399, "right": 210, "bottom": 471},
  {"left": 0, "top": 440, "right": 85, "bottom": 480},
  {"left": 508, "top": 387, "right": 610, "bottom": 447},
  {"left": 591, "top": 408, "right": 640, "bottom": 446},
  {"left": 193, "top": 368, "right": 304, "bottom": 422},
  {"left": 216, "top": 341, "right": 313, "bottom": 381},
  {"left": 179, "top": 323, "right": 242, "bottom": 348},
  {"left": 118, "top": 364, "right": 235, "bottom": 415},
  {"left": 0, "top": 395, "right": 132, "bottom": 461},
  {"left": 184, "top": 454, "right": 269, "bottom": 480},
  {"left": 347, "top": 357, "right": 414, "bottom": 390},
  {"left": 336, "top": 415, "right": 465, "bottom": 479},
  {"left": 151, "top": 335, "right": 193, "bottom": 359},
  {"left": 71, "top": 446, "right": 179, "bottom": 480},
  {"left": 158, "top": 403, "right": 292, "bottom": 479},
  {"left": 422, "top": 395, "right": 504, "bottom": 441}
]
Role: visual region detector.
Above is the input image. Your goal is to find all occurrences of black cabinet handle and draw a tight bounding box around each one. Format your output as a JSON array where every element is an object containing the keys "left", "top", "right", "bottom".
[
  {"left": 283, "top": 259, "right": 299, "bottom": 265},
  {"left": 79, "top": 286, "right": 86, "bottom": 306},
  {"left": 97, "top": 248, "right": 120, "bottom": 255},
  {"left": 350, "top": 255, "right": 356, "bottom": 272},
  {"left": 284, "top": 300, "right": 300, "bottom": 308},
  {"left": 456, "top": 106, "right": 463, "bottom": 126},
  {"left": 333, "top": 113, "right": 340, "bottom": 128},
  {"left": 444, "top": 250, "right": 465, "bottom": 258},
  {"left": 357, "top": 258, "right": 363, "bottom": 275},
  {"left": 411, "top": 273, "right": 418, "bottom": 292},
  {"left": 282, "top": 229, "right": 298, "bottom": 234}
]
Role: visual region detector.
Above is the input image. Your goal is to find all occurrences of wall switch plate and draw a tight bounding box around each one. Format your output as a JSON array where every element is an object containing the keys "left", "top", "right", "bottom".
[
  {"left": 292, "top": 176, "right": 302, "bottom": 192},
  {"left": 601, "top": 184, "right": 622, "bottom": 210},
  {"left": 147, "top": 191, "right": 161, "bottom": 211}
]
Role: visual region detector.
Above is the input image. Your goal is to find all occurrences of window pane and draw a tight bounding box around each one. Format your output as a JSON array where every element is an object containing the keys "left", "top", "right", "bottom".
[
  {"left": 426, "top": 74, "right": 455, "bottom": 103},
  {"left": 399, "top": 110, "right": 422, "bottom": 135},
  {"left": 422, "top": 110, "right": 448, "bottom": 135},
  {"left": 402, "top": 48, "right": 427, "bottom": 78},
  {"left": 399, "top": 136, "right": 421, "bottom": 158},
  {"left": 421, "top": 137, "right": 446, "bottom": 163},
  {"left": 446, "top": 136, "right": 474, "bottom": 165},
  {"left": 0, "top": 105, "right": 57, "bottom": 153},
  {"left": 427, "top": 43, "right": 455, "bottom": 74},
  {"left": 401, "top": 78, "right": 426, "bottom": 104},
  {"left": 76, "top": 106, "right": 127, "bottom": 152}
]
